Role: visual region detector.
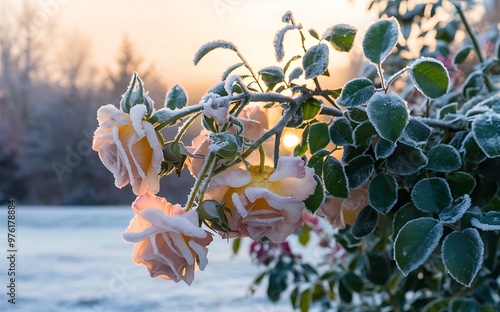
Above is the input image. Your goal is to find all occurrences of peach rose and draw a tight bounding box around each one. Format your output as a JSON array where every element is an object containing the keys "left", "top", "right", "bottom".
[
  {"left": 122, "top": 193, "right": 213, "bottom": 285},
  {"left": 186, "top": 104, "right": 273, "bottom": 177},
  {"left": 317, "top": 182, "right": 369, "bottom": 229},
  {"left": 92, "top": 104, "right": 163, "bottom": 195},
  {"left": 204, "top": 156, "right": 316, "bottom": 243}
]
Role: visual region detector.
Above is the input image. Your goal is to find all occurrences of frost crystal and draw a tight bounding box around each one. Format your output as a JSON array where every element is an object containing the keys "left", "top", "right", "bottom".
[{"left": 274, "top": 25, "right": 302, "bottom": 62}]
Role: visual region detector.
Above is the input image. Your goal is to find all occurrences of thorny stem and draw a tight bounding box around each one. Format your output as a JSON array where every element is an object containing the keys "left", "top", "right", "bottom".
[
  {"left": 319, "top": 106, "right": 343, "bottom": 117},
  {"left": 196, "top": 155, "right": 218, "bottom": 208},
  {"left": 417, "top": 116, "right": 467, "bottom": 131},
  {"left": 451, "top": 1, "right": 495, "bottom": 92},
  {"left": 386, "top": 66, "right": 410, "bottom": 89},
  {"left": 185, "top": 152, "right": 216, "bottom": 211},
  {"left": 174, "top": 112, "right": 201, "bottom": 144}
]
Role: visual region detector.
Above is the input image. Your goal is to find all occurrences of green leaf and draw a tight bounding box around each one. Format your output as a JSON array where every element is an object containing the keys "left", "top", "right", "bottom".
[
  {"left": 374, "top": 137, "right": 396, "bottom": 159},
  {"left": 323, "top": 24, "right": 357, "bottom": 52},
  {"left": 299, "top": 289, "right": 311, "bottom": 312},
  {"left": 394, "top": 217, "right": 444, "bottom": 276},
  {"left": 329, "top": 117, "right": 354, "bottom": 146},
  {"left": 422, "top": 298, "right": 451, "bottom": 312},
  {"left": 411, "top": 178, "right": 453, "bottom": 213},
  {"left": 449, "top": 298, "right": 481, "bottom": 312},
  {"left": 462, "top": 71, "right": 484, "bottom": 99},
  {"left": 441, "top": 228, "right": 484, "bottom": 287},
  {"left": 426, "top": 144, "right": 462, "bottom": 172},
  {"left": 386, "top": 142, "right": 428, "bottom": 175},
  {"left": 323, "top": 156, "right": 349, "bottom": 198},
  {"left": 369, "top": 173, "right": 398, "bottom": 214},
  {"left": 308, "top": 28, "right": 320, "bottom": 40},
  {"left": 344, "top": 155, "right": 374, "bottom": 189},
  {"left": 232, "top": 237, "right": 241, "bottom": 255},
  {"left": 365, "top": 252, "right": 390, "bottom": 285},
  {"left": 293, "top": 125, "right": 310, "bottom": 157},
  {"left": 471, "top": 211, "right": 500, "bottom": 231},
  {"left": 307, "top": 149, "right": 329, "bottom": 176},
  {"left": 302, "top": 98, "right": 322, "bottom": 120},
  {"left": 446, "top": 171, "right": 477, "bottom": 198},
  {"left": 288, "top": 67, "right": 303, "bottom": 83},
  {"left": 350, "top": 205, "right": 379, "bottom": 238},
  {"left": 338, "top": 277, "right": 353, "bottom": 303},
  {"left": 303, "top": 44, "right": 329, "bottom": 79},
  {"left": 438, "top": 195, "right": 471, "bottom": 224},
  {"left": 472, "top": 113, "right": 500, "bottom": 158},
  {"left": 409, "top": 57, "right": 450, "bottom": 99},
  {"left": 308, "top": 122, "right": 330, "bottom": 154},
  {"left": 462, "top": 132, "right": 487, "bottom": 163},
  {"left": 352, "top": 120, "right": 376, "bottom": 146},
  {"left": 393, "top": 203, "right": 429, "bottom": 238},
  {"left": 267, "top": 260, "right": 289, "bottom": 302},
  {"left": 367, "top": 93, "right": 409, "bottom": 143},
  {"left": 337, "top": 77, "right": 375, "bottom": 107},
  {"left": 346, "top": 107, "right": 368, "bottom": 123},
  {"left": 453, "top": 46, "right": 472, "bottom": 65},
  {"left": 221, "top": 63, "right": 244, "bottom": 81},
  {"left": 165, "top": 84, "right": 188, "bottom": 110},
  {"left": 362, "top": 17, "right": 399, "bottom": 64},
  {"left": 194, "top": 40, "right": 237, "bottom": 65},
  {"left": 402, "top": 118, "right": 432, "bottom": 144},
  {"left": 258, "top": 66, "right": 284, "bottom": 90},
  {"left": 304, "top": 174, "right": 325, "bottom": 214},
  {"left": 439, "top": 102, "right": 458, "bottom": 119},
  {"left": 342, "top": 272, "right": 363, "bottom": 293},
  {"left": 341, "top": 141, "right": 371, "bottom": 163}
]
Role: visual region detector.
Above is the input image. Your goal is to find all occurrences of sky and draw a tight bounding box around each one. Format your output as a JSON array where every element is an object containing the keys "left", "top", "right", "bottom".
[{"left": 5, "top": 0, "right": 376, "bottom": 98}]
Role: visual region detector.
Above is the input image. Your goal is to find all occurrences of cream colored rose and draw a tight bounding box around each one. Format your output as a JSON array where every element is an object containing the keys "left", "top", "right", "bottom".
[
  {"left": 317, "top": 181, "right": 370, "bottom": 229},
  {"left": 205, "top": 156, "right": 316, "bottom": 243},
  {"left": 122, "top": 193, "right": 213, "bottom": 285},
  {"left": 92, "top": 104, "right": 163, "bottom": 195}
]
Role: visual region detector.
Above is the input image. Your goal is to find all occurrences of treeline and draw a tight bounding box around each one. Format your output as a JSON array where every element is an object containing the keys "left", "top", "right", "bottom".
[{"left": 0, "top": 1, "right": 193, "bottom": 205}]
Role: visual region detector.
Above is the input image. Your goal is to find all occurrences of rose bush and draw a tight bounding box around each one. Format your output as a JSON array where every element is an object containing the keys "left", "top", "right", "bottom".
[{"left": 93, "top": 2, "right": 499, "bottom": 311}]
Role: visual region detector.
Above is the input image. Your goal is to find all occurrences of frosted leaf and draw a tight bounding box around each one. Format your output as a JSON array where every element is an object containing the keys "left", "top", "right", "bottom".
[
  {"left": 224, "top": 75, "right": 248, "bottom": 95},
  {"left": 368, "top": 173, "right": 398, "bottom": 214},
  {"left": 441, "top": 228, "right": 484, "bottom": 287},
  {"left": 394, "top": 217, "right": 443, "bottom": 276},
  {"left": 274, "top": 25, "right": 302, "bottom": 62},
  {"left": 258, "top": 66, "right": 285, "bottom": 90},
  {"left": 362, "top": 17, "right": 399, "bottom": 64},
  {"left": 288, "top": 67, "right": 303, "bottom": 83},
  {"left": 367, "top": 92, "right": 408, "bottom": 143},
  {"left": 411, "top": 177, "right": 453, "bottom": 213},
  {"left": 303, "top": 44, "right": 329, "bottom": 79},
  {"left": 409, "top": 57, "right": 450, "bottom": 99},
  {"left": 164, "top": 84, "right": 188, "bottom": 110},
  {"left": 471, "top": 211, "right": 500, "bottom": 231},
  {"left": 374, "top": 138, "right": 396, "bottom": 159},
  {"left": 386, "top": 142, "right": 428, "bottom": 175},
  {"left": 221, "top": 63, "right": 244, "bottom": 81},
  {"left": 472, "top": 113, "right": 500, "bottom": 158},
  {"left": 426, "top": 144, "right": 462, "bottom": 172},
  {"left": 194, "top": 40, "right": 237, "bottom": 65},
  {"left": 438, "top": 195, "right": 471, "bottom": 224},
  {"left": 344, "top": 155, "right": 374, "bottom": 189}
]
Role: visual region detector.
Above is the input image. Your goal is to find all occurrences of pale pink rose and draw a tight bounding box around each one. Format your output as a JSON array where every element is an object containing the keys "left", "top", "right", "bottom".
[
  {"left": 186, "top": 104, "right": 272, "bottom": 177},
  {"left": 92, "top": 104, "right": 163, "bottom": 195},
  {"left": 122, "top": 193, "right": 213, "bottom": 285},
  {"left": 205, "top": 156, "right": 316, "bottom": 243},
  {"left": 317, "top": 182, "right": 369, "bottom": 229}
]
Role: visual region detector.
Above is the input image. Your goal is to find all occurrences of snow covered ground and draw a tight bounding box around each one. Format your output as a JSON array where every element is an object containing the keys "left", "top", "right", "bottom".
[{"left": 0, "top": 207, "right": 298, "bottom": 312}]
